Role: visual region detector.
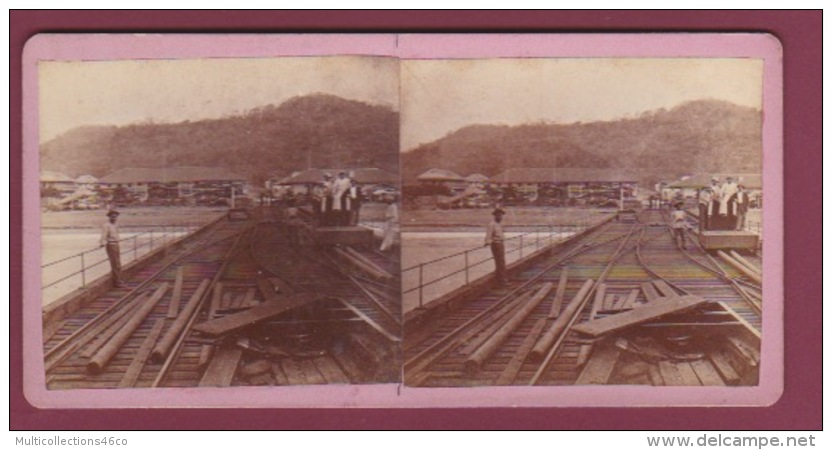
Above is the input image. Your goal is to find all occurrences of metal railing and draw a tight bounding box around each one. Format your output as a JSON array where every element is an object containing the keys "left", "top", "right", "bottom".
[
  {"left": 403, "top": 220, "right": 593, "bottom": 309},
  {"left": 41, "top": 224, "right": 200, "bottom": 295}
]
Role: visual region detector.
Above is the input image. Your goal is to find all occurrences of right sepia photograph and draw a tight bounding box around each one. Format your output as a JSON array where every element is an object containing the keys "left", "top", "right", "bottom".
[{"left": 400, "top": 58, "right": 764, "bottom": 387}]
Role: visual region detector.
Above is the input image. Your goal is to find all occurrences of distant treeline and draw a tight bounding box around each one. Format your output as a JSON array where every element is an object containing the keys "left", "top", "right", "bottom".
[
  {"left": 401, "top": 99, "right": 762, "bottom": 187},
  {"left": 40, "top": 94, "right": 400, "bottom": 186}
]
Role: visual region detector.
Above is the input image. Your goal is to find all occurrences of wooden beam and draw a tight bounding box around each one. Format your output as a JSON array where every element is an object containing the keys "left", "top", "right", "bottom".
[
  {"left": 717, "top": 250, "right": 762, "bottom": 284},
  {"left": 603, "top": 294, "right": 617, "bottom": 312},
  {"left": 652, "top": 280, "right": 678, "bottom": 297},
  {"left": 166, "top": 267, "right": 184, "bottom": 318},
  {"left": 590, "top": 283, "right": 606, "bottom": 318},
  {"left": 465, "top": 283, "right": 554, "bottom": 372},
  {"left": 673, "top": 361, "right": 703, "bottom": 386},
  {"left": 729, "top": 250, "right": 762, "bottom": 277},
  {"left": 690, "top": 359, "right": 726, "bottom": 386},
  {"left": 198, "top": 346, "right": 243, "bottom": 387},
  {"left": 575, "top": 343, "right": 620, "bottom": 385},
  {"left": 641, "top": 282, "right": 661, "bottom": 303},
  {"left": 495, "top": 318, "right": 547, "bottom": 385},
  {"left": 571, "top": 295, "right": 710, "bottom": 338},
  {"left": 118, "top": 319, "right": 165, "bottom": 388},
  {"left": 530, "top": 279, "right": 594, "bottom": 362},
  {"left": 193, "top": 292, "right": 320, "bottom": 337},
  {"left": 87, "top": 284, "right": 169, "bottom": 373},
  {"left": 708, "top": 350, "right": 740, "bottom": 385},
  {"left": 313, "top": 356, "right": 350, "bottom": 384},
  {"left": 620, "top": 289, "right": 640, "bottom": 310},
  {"left": 151, "top": 279, "right": 210, "bottom": 363},
  {"left": 548, "top": 267, "right": 569, "bottom": 319}
]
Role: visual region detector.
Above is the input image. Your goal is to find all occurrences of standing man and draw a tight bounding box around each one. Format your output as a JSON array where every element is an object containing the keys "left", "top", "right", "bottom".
[
  {"left": 709, "top": 177, "right": 723, "bottom": 229},
  {"left": 332, "top": 171, "right": 352, "bottom": 226},
  {"left": 733, "top": 184, "right": 749, "bottom": 231},
  {"left": 379, "top": 194, "right": 398, "bottom": 252},
  {"left": 322, "top": 173, "right": 334, "bottom": 226},
  {"left": 698, "top": 187, "right": 713, "bottom": 231},
  {"left": 347, "top": 177, "right": 362, "bottom": 226},
  {"left": 670, "top": 202, "right": 688, "bottom": 250},
  {"left": 485, "top": 207, "right": 508, "bottom": 285},
  {"left": 100, "top": 209, "right": 123, "bottom": 288},
  {"left": 720, "top": 176, "right": 739, "bottom": 227}
]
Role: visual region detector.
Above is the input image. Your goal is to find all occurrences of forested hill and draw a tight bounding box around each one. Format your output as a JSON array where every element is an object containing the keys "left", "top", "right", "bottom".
[
  {"left": 40, "top": 94, "right": 399, "bottom": 184},
  {"left": 401, "top": 99, "right": 762, "bottom": 185}
]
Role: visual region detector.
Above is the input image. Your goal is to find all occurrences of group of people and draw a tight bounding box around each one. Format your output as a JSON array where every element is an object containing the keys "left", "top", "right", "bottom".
[
  {"left": 698, "top": 176, "right": 750, "bottom": 232},
  {"left": 311, "top": 171, "right": 363, "bottom": 227}
]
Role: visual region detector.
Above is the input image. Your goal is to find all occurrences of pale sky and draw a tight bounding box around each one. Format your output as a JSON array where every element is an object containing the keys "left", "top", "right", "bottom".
[
  {"left": 400, "top": 58, "right": 763, "bottom": 151},
  {"left": 38, "top": 56, "right": 400, "bottom": 143}
]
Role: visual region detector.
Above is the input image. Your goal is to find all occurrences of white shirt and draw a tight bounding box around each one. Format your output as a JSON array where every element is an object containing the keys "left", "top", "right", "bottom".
[
  {"left": 100, "top": 221, "right": 120, "bottom": 245},
  {"left": 485, "top": 220, "right": 504, "bottom": 245}
]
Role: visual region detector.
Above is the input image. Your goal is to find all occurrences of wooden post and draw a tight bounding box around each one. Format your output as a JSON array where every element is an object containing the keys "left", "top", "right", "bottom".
[
  {"left": 87, "top": 283, "right": 169, "bottom": 373},
  {"left": 530, "top": 279, "right": 594, "bottom": 362},
  {"left": 151, "top": 279, "right": 210, "bottom": 363}
]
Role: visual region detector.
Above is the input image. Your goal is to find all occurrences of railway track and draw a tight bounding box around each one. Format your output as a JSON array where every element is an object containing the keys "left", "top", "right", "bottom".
[
  {"left": 43, "top": 208, "right": 402, "bottom": 389},
  {"left": 404, "top": 209, "right": 762, "bottom": 387}
]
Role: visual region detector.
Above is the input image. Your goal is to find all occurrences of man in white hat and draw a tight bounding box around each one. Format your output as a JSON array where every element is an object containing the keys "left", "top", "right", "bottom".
[
  {"left": 100, "top": 209, "right": 123, "bottom": 288},
  {"left": 332, "top": 171, "right": 352, "bottom": 226},
  {"left": 484, "top": 207, "right": 508, "bottom": 285}
]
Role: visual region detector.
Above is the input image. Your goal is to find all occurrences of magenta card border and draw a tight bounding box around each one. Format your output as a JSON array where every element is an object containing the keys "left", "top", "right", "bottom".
[{"left": 12, "top": 11, "right": 819, "bottom": 428}]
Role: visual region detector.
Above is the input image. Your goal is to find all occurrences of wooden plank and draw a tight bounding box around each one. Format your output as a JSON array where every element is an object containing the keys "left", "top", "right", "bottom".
[
  {"left": 674, "top": 362, "right": 703, "bottom": 386},
  {"left": 280, "top": 359, "right": 308, "bottom": 385},
  {"left": 572, "top": 295, "right": 710, "bottom": 338},
  {"left": 241, "top": 288, "right": 257, "bottom": 307},
  {"left": 193, "top": 292, "right": 321, "bottom": 337},
  {"left": 647, "top": 364, "right": 664, "bottom": 386},
  {"left": 198, "top": 346, "right": 243, "bottom": 387},
  {"left": 603, "top": 294, "right": 617, "bottom": 311},
  {"left": 270, "top": 362, "right": 290, "bottom": 386},
  {"left": 658, "top": 361, "right": 685, "bottom": 385},
  {"left": 620, "top": 289, "right": 640, "bottom": 310},
  {"left": 690, "top": 359, "right": 726, "bottom": 386},
  {"left": 118, "top": 319, "right": 165, "bottom": 388},
  {"left": 495, "top": 318, "right": 547, "bottom": 385},
  {"left": 80, "top": 300, "right": 143, "bottom": 358},
  {"left": 298, "top": 359, "right": 326, "bottom": 384},
  {"left": 42, "top": 320, "right": 65, "bottom": 343},
  {"left": 575, "top": 343, "right": 620, "bottom": 385},
  {"left": 269, "top": 277, "right": 295, "bottom": 296},
  {"left": 313, "top": 357, "right": 350, "bottom": 384},
  {"left": 257, "top": 277, "right": 280, "bottom": 302},
  {"left": 575, "top": 344, "right": 593, "bottom": 367},
  {"left": 708, "top": 350, "right": 741, "bottom": 385},
  {"left": 590, "top": 283, "right": 606, "bottom": 319},
  {"left": 641, "top": 282, "right": 661, "bottom": 303},
  {"left": 221, "top": 292, "right": 233, "bottom": 310},
  {"left": 652, "top": 280, "right": 678, "bottom": 298},
  {"left": 547, "top": 267, "right": 569, "bottom": 319},
  {"left": 208, "top": 281, "right": 223, "bottom": 316},
  {"left": 166, "top": 267, "right": 184, "bottom": 318}
]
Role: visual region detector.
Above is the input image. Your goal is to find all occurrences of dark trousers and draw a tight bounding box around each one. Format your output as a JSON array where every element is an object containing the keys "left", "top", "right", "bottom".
[
  {"left": 672, "top": 228, "right": 686, "bottom": 249},
  {"left": 105, "top": 242, "right": 122, "bottom": 287},
  {"left": 490, "top": 241, "right": 507, "bottom": 283},
  {"left": 698, "top": 203, "right": 709, "bottom": 231}
]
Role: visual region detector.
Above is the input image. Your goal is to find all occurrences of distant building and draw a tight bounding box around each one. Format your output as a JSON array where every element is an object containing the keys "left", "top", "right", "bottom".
[
  {"left": 465, "top": 173, "right": 489, "bottom": 188},
  {"left": 416, "top": 168, "right": 466, "bottom": 191},
  {"left": 489, "top": 168, "right": 639, "bottom": 207},
  {"left": 98, "top": 166, "right": 247, "bottom": 206},
  {"left": 40, "top": 171, "right": 77, "bottom": 197}
]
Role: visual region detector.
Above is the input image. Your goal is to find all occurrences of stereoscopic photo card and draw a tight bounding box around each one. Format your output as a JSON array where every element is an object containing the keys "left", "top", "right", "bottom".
[{"left": 22, "top": 33, "right": 783, "bottom": 408}]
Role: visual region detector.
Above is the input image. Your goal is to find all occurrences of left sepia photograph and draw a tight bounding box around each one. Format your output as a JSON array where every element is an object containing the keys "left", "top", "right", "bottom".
[{"left": 38, "top": 55, "right": 402, "bottom": 389}]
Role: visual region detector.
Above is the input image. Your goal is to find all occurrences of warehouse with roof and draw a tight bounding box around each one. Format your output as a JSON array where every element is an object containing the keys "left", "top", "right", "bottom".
[
  {"left": 488, "top": 168, "right": 639, "bottom": 207},
  {"left": 98, "top": 166, "right": 247, "bottom": 206}
]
